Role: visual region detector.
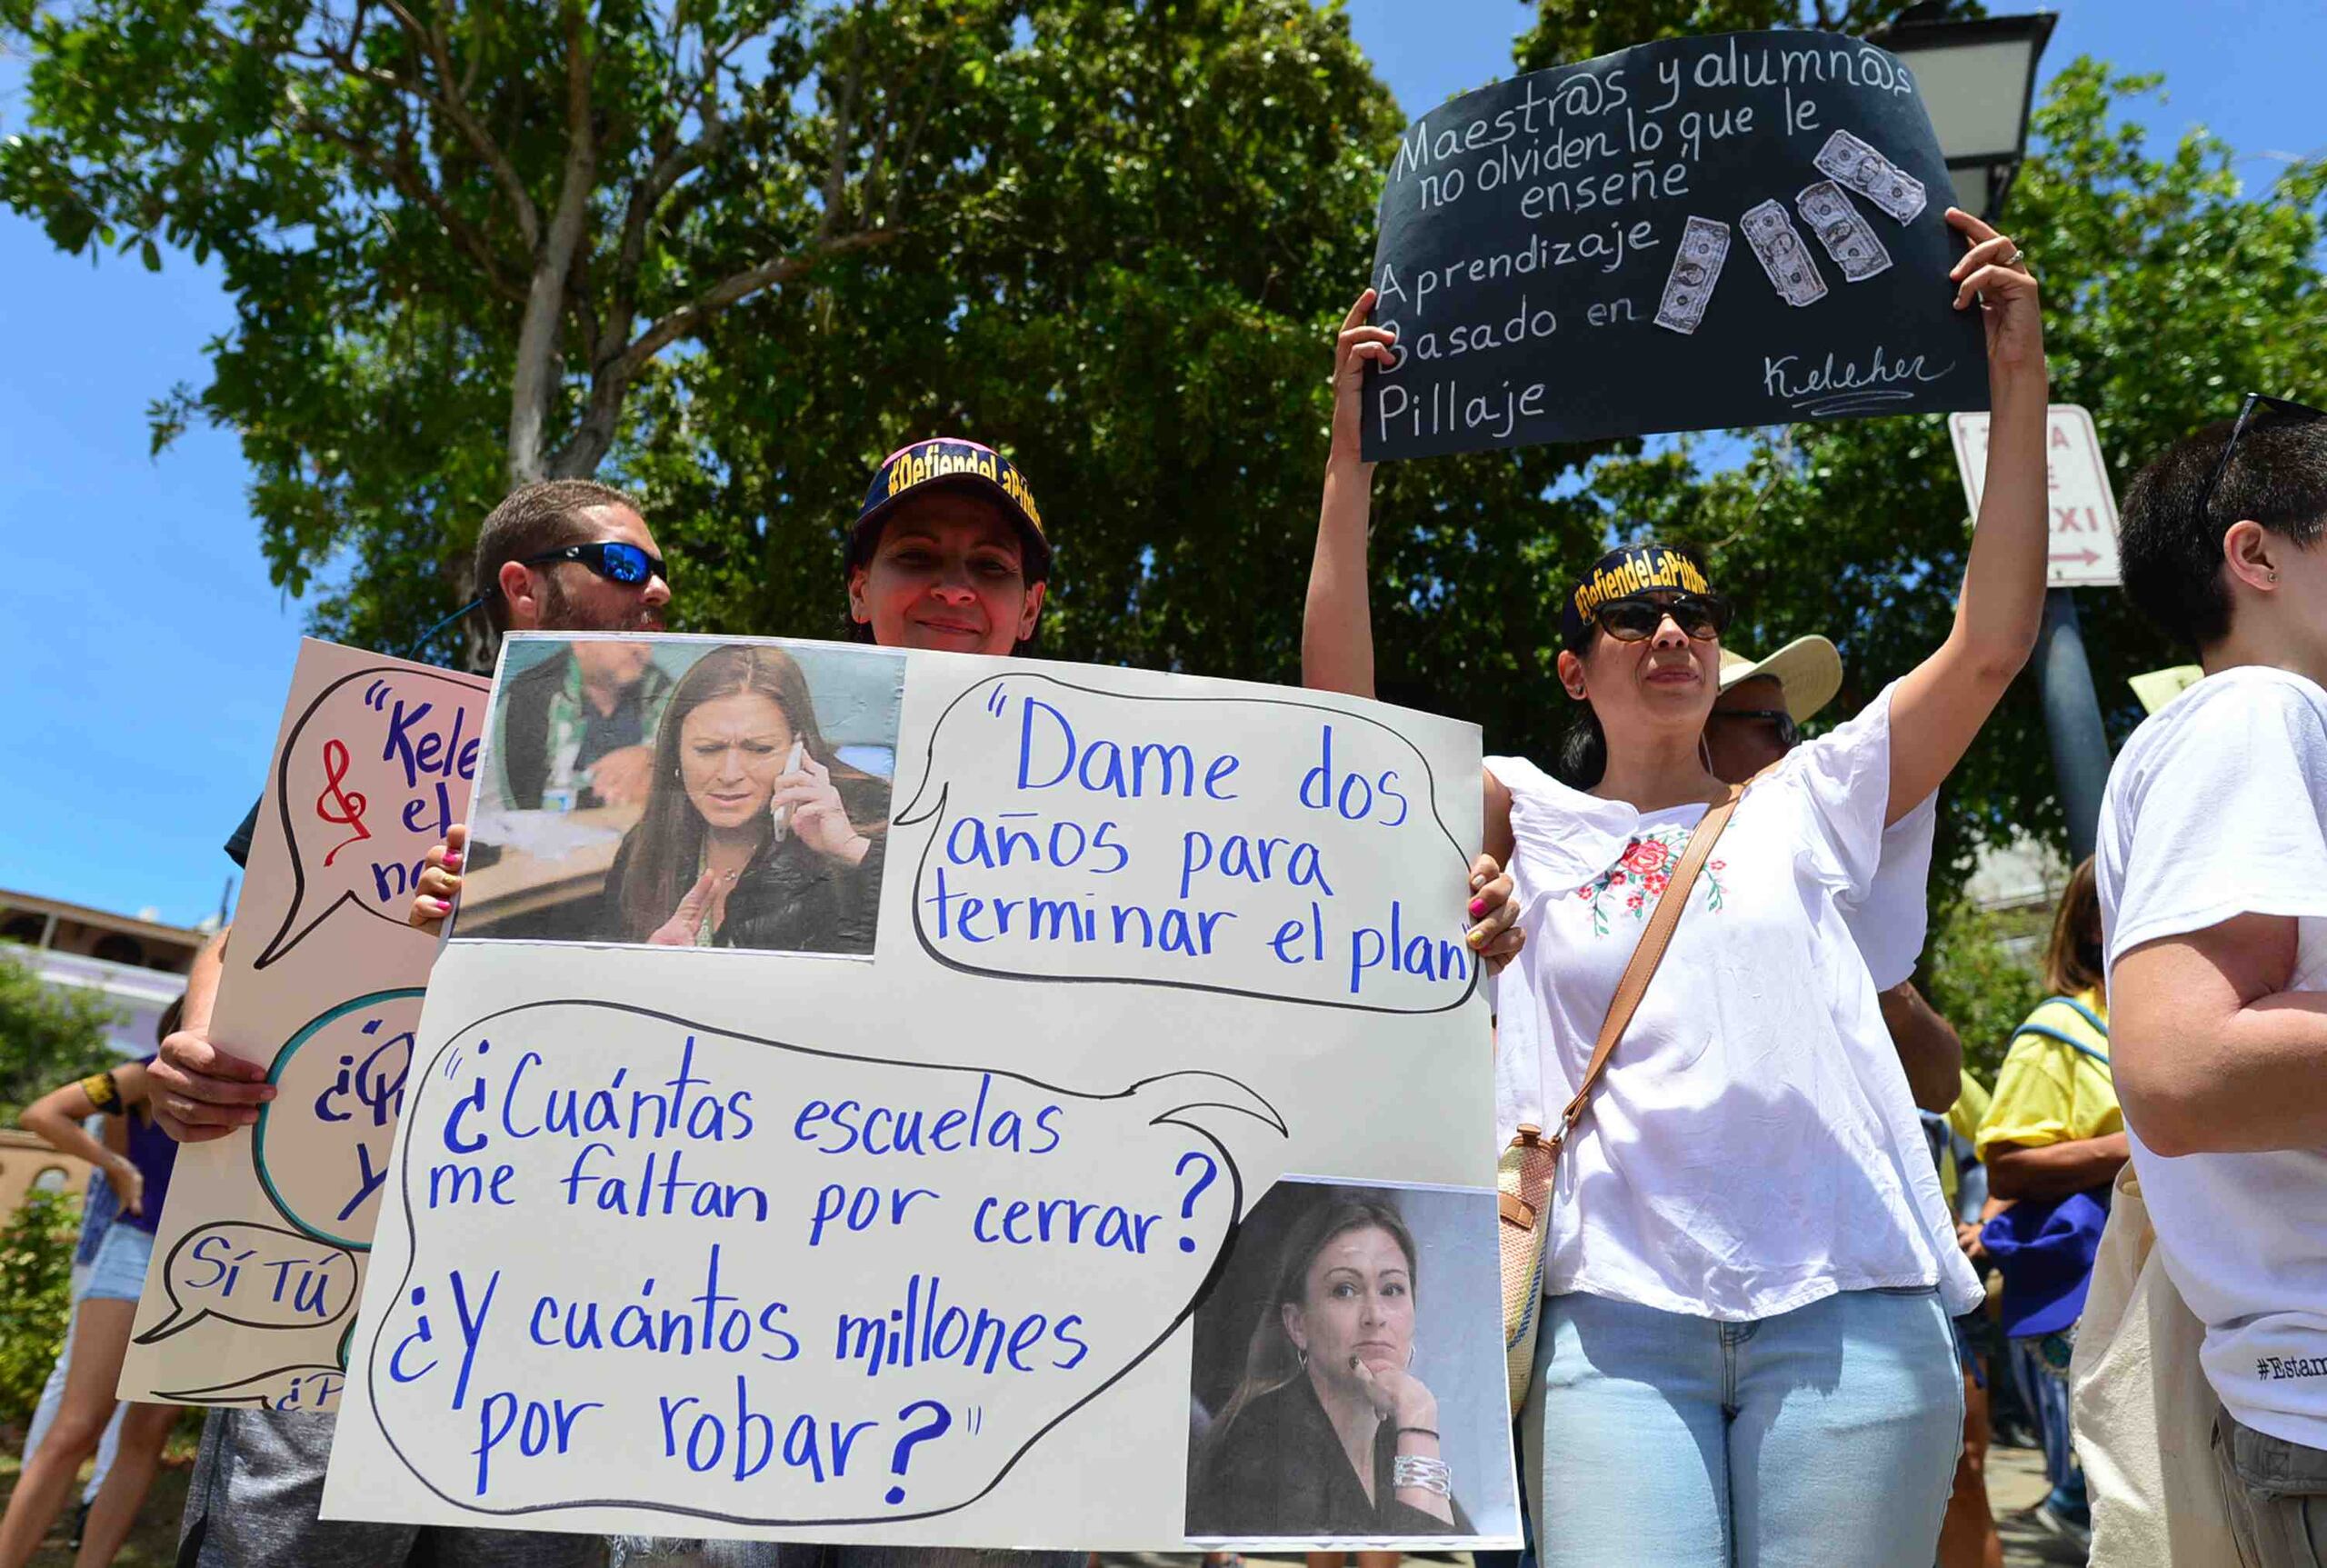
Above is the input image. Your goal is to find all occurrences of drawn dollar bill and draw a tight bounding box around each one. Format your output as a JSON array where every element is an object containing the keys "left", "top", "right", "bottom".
[
  {"left": 1741, "top": 200, "right": 1827, "bottom": 307},
  {"left": 1653, "top": 216, "right": 1732, "bottom": 335},
  {"left": 1795, "top": 180, "right": 1893, "bottom": 282},
  {"left": 1812, "top": 129, "right": 1928, "bottom": 225}
]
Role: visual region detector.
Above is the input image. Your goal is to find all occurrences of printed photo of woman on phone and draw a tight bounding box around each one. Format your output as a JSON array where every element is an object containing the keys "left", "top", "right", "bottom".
[{"left": 603, "top": 641, "right": 893, "bottom": 954}]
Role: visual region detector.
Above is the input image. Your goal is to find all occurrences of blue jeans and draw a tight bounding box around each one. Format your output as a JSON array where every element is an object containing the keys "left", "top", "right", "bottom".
[
  {"left": 1521, "top": 1287, "right": 1962, "bottom": 1568},
  {"left": 2008, "top": 1336, "right": 2087, "bottom": 1519}
]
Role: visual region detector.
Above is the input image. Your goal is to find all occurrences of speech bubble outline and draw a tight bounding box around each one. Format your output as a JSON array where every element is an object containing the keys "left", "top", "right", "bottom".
[
  {"left": 894, "top": 672, "right": 1480, "bottom": 1015},
  {"left": 154, "top": 1363, "right": 351, "bottom": 1412},
  {"left": 363, "top": 995, "right": 1285, "bottom": 1527},
  {"left": 253, "top": 987, "right": 426, "bottom": 1250},
  {"left": 134, "top": 1221, "right": 361, "bottom": 1346},
  {"left": 253, "top": 664, "right": 488, "bottom": 970}
]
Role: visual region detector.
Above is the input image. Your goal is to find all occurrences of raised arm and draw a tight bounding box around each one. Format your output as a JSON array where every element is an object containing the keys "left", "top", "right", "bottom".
[
  {"left": 1305, "top": 292, "right": 1520, "bottom": 964},
  {"left": 1303, "top": 289, "right": 1396, "bottom": 702},
  {"left": 1885, "top": 210, "right": 2051, "bottom": 823}
]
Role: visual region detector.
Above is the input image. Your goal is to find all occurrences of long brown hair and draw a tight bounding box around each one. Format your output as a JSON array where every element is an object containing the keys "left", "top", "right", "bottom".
[
  {"left": 619, "top": 644, "right": 877, "bottom": 940},
  {"left": 1204, "top": 1197, "right": 1420, "bottom": 1451},
  {"left": 2043, "top": 855, "right": 2106, "bottom": 997}
]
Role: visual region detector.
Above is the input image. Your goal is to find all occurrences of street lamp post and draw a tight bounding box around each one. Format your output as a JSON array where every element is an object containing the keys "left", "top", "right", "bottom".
[{"left": 1876, "top": 8, "right": 2112, "bottom": 864}]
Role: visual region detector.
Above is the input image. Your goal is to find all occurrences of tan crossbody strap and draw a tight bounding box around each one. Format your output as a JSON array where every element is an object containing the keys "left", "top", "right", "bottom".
[{"left": 1534, "top": 779, "right": 1747, "bottom": 1162}]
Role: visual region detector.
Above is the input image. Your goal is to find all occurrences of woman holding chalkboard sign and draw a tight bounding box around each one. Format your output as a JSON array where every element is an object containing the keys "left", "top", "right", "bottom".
[{"left": 1304, "top": 207, "right": 2050, "bottom": 1567}]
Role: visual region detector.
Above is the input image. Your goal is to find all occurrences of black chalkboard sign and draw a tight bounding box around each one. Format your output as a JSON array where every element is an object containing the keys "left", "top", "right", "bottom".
[{"left": 1361, "top": 30, "right": 1989, "bottom": 462}]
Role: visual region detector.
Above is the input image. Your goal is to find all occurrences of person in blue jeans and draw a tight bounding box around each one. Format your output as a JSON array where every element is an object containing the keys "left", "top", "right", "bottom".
[{"left": 1303, "top": 206, "right": 2050, "bottom": 1566}]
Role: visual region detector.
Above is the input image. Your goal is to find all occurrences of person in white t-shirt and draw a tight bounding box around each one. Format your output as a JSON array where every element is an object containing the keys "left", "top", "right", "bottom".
[
  {"left": 2094, "top": 394, "right": 2327, "bottom": 1567},
  {"left": 1304, "top": 207, "right": 2050, "bottom": 1568}
]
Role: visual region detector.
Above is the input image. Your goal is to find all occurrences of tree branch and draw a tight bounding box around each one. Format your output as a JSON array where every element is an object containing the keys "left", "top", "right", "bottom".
[
  {"left": 380, "top": 0, "right": 541, "bottom": 251},
  {"left": 504, "top": 2, "right": 598, "bottom": 484},
  {"left": 621, "top": 229, "right": 898, "bottom": 379},
  {"left": 819, "top": 17, "right": 866, "bottom": 242},
  {"left": 546, "top": 225, "right": 900, "bottom": 479},
  {"left": 278, "top": 86, "right": 527, "bottom": 304}
]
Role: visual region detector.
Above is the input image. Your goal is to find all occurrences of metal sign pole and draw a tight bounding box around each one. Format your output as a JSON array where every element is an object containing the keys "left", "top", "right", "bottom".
[{"left": 2036, "top": 586, "right": 2112, "bottom": 864}]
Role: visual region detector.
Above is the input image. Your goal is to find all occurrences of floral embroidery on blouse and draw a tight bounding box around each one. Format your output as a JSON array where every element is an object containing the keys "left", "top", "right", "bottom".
[{"left": 1571, "top": 824, "right": 1727, "bottom": 937}]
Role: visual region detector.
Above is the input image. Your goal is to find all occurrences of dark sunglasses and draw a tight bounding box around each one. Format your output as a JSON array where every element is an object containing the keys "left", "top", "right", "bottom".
[
  {"left": 1592, "top": 592, "right": 1733, "bottom": 643},
  {"left": 519, "top": 540, "right": 670, "bottom": 589},
  {"left": 1709, "top": 705, "right": 1800, "bottom": 748},
  {"left": 2195, "top": 393, "right": 2327, "bottom": 532}
]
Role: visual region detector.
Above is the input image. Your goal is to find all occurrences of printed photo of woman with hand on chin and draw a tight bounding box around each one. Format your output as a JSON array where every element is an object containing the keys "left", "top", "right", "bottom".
[
  {"left": 1187, "top": 1193, "right": 1474, "bottom": 1540},
  {"left": 604, "top": 642, "right": 893, "bottom": 954}
]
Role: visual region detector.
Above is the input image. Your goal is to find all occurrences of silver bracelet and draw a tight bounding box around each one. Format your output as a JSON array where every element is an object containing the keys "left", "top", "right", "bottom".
[{"left": 1392, "top": 1453, "right": 1453, "bottom": 1497}]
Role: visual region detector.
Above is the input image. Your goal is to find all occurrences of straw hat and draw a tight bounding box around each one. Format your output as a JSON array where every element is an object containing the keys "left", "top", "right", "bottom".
[{"left": 1716, "top": 635, "right": 1844, "bottom": 724}]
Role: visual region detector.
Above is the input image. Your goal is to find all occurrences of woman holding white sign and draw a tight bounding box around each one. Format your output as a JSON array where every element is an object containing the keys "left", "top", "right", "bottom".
[{"left": 1303, "top": 207, "right": 2050, "bottom": 1567}]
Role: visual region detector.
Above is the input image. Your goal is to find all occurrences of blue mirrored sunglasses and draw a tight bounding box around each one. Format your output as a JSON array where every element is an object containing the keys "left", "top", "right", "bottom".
[{"left": 518, "top": 540, "right": 670, "bottom": 588}]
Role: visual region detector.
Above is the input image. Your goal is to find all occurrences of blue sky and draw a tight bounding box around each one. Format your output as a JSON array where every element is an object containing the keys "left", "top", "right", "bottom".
[{"left": 3, "top": 0, "right": 2322, "bottom": 927}]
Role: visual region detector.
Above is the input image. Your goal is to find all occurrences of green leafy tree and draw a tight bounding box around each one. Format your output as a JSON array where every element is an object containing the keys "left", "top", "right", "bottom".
[
  {"left": 0, "top": 944, "right": 124, "bottom": 1124},
  {"left": 0, "top": 1189, "right": 80, "bottom": 1424},
  {"left": 632, "top": 2, "right": 1620, "bottom": 706},
  {"left": 1921, "top": 897, "right": 2043, "bottom": 1084},
  {"left": 2, "top": 0, "right": 1519, "bottom": 675},
  {"left": 0, "top": 0, "right": 1048, "bottom": 655}
]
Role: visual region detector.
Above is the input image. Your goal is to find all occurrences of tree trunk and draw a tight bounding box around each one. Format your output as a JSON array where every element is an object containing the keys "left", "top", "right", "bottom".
[{"left": 504, "top": 5, "right": 598, "bottom": 490}]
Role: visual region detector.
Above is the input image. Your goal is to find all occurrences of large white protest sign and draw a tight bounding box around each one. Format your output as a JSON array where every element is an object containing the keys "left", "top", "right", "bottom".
[
  {"left": 322, "top": 634, "right": 1516, "bottom": 1551},
  {"left": 122, "top": 639, "right": 488, "bottom": 1411}
]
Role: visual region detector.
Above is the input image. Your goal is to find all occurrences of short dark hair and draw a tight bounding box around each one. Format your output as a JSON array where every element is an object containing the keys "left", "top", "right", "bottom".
[
  {"left": 474, "top": 479, "right": 643, "bottom": 633},
  {"left": 2121, "top": 411, "right": 2327, "bottom": 649}
]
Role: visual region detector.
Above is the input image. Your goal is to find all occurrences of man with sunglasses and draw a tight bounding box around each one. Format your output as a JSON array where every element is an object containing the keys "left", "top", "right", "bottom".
[
  {"left": 478, "top": 484, "right": 674, "bottom": 812},
  {"left": 149, "top": 478, "right": 668, "bottom": 1568},
  {"left": 2091, "top": 393, "right": 2327, "bottom": 1567}
]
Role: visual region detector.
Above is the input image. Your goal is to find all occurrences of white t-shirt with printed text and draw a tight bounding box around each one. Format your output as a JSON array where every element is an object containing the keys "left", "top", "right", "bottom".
[
  {"left": 2096, "top": 664, "right": 2327, "bottom": 1452},
  {"left": 1487, "top": 686, "right": 1981, "bottom": 1323}
]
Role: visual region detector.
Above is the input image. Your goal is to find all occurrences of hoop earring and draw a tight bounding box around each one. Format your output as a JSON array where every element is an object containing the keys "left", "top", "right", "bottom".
[
  {"left": 1295, "top": 1347, "right": 1307, "bottom": 1370},
  {"left": 1406, "top": 1342, "right": 1416, "bottom": 1369}
]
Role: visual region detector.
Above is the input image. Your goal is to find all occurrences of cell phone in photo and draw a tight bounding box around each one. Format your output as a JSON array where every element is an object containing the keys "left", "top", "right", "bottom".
[{"left": 768, "top": 736, "right": 807, "bottom": 841}]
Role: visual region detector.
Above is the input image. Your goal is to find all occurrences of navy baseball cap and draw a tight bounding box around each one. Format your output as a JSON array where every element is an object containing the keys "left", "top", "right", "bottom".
[
  {"left": 851, "top": 438, "right": 1051, "bottom": 582},
  {"left": 1560, "top": 542, "right": 1715, "bottom": 648}
]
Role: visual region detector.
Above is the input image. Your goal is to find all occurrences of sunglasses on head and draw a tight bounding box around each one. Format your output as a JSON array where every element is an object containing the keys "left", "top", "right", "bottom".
[
  {"left": 519, "top": 540, "right": 670, "bottom": 589},
  {"left": 2195, "top": 393, "right": 2327, "bottom": 533},
  {"left": 1590, "top": 592, "right": 1733, "bottom": 643}
]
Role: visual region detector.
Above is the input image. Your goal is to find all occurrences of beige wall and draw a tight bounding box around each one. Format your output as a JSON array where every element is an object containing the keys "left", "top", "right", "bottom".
[{"left": 0, "top": 1127, "right": 95, "bottom": 1221}]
